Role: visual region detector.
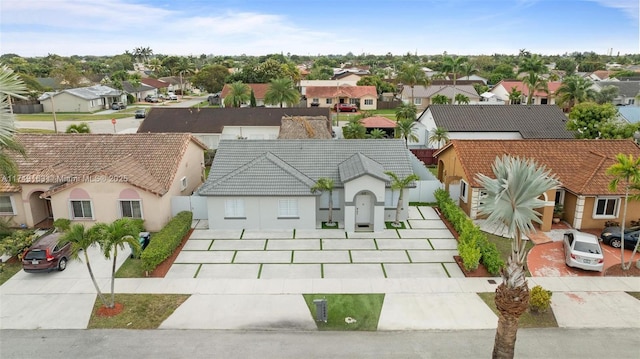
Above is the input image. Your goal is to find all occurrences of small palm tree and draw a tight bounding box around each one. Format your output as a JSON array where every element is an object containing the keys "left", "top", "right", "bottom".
[
  {"left": 428, "top": 127, "right": 449, "bottom": 148},
  {"left": 476, "top": 155, "right": 558, "bottom": 359},
  {"left": 223, "top": 82, "right": 250, "bottom": 108},
  {"left": 395, "top": 103, "right": 417, "bottom": 122},
  {"left": 385, "top": 171, "right": 420, "bottom": 227},
  {"left": 90, "top": 218, "right": 141, "bottom": 308},
  {"left": 431, "top": 94, "right": 451, "bottom": 104},
  {"left": 311, "top": 178, "right": 336, "bottom": 226},
  {"left": 59, "top": 224, "right": 110, "bottom": 307},
  {"left": 342, "top": 118, "right": 367, "bottom": 139},
  {"left": 508, "top": 87, "right": 523, "bottom": 105},
  {"left": 556, "top": 76, "right": 596, "bottom": 110},
  {"left": 606, "top": 154, "right": 640, "bottom": 269},
  {"left": 367, "top": 128, "right": 386, "bottom": 139},
  {"left": 454, "top": 93, "right": 470, "bottom": 104},
  {"left": 521, "top": 72, "right": 548, "bottom": 105},
  {"left": 0, "top": 64, "right": 27, "bottom": 182},
  {"left": 264, "top": 78, "right": 300, "bottom": 108},
  {"left": 65, "top": 123, "right": 91, "bottom": 133},
  {"left": 395, "top": 118, "right": 418, "bottom": 147}
]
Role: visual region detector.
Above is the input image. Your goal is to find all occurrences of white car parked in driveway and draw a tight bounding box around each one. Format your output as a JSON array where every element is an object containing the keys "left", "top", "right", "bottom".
[{"left": 563, "top": 230, "right": 604, "bottom": 272}]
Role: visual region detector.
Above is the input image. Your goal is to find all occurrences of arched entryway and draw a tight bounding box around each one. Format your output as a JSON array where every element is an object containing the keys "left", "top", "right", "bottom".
[{"left": 29, "top": 191, "right": 52, "bottom": 228}]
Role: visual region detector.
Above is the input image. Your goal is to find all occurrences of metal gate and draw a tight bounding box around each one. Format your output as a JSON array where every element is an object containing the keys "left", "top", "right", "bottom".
[{"left": 171, "top": 195, "right": 208, "bottom": 219}]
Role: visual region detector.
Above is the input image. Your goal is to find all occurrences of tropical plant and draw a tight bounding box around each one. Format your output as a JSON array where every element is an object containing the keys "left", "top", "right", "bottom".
[
  {"left": 521, "top": 72, "right": 548, "bottom": 105},
  {"left": 384, "top": 171, "right": 420, "bottom": 227},
  {"left": 395, "top": 102, "right": 417, "bottom": 121},
  {"left": 342, "top": 118, "right": 367, "bottom": 139},
  {"left": 606, "top": 154, "right": 640, "bottom": 269},
  {"left": 555, "top": 76, "right": 596, "bottom": 110},
  {"left": 396, "top": 63, "right": 427, "bottom": 103},
  {"left": 529, "top": 285, "right": 552, "bottom": 313},
  {"left": 566, "top": 102, "right": 618, "bottom": 139},
  {"left": 508, "top": 87, "right": 523, "bottom": 105},
  {"left": 310, "top": 178, "right": 336, "bottom": 225},
  {"left": 454, "top": 93, "right": 470, "bottom": 104},
  {"left": 249, "top": 89, "right": 256, "bottom": 107},
  {"left": 395, "top": 118, "right": 418, "bottom": 147},
  {"left": 65, "top": 123, "right": 91, "bottom": 133},
  {"left": 442, "top": 55, "right": 468, "bottom": 99},
  {"left": 176, "top": 58, "right": 195, "bottom": 98},
  {"left": 476, "top": 155, "right": 558, "bottom": 359},
  {"left": 431, "top": 94, "right": 451, "bottom": 104},
  {"left": 90, "top": 218, "right": 142, "bottom": 308},
  {"left": 264, "top": 78, "right": 300, "bottom": 108},
  {"left": 223, "top": 81, "right": 250, "bottom": 108},
  {"left": 367, "top": 128, "right": 387, "bottom": 139},
  {"left": 428, "top": 127, "right": 449, "bottom": 148},
  {"left": 594, "top": 85, "right": 619, "bottom": 105},
  {"left": 0, "top": 64, "right": 27, "bottom": 182}
]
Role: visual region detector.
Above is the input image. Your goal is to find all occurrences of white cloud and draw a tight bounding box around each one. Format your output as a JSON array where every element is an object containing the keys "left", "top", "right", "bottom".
[{"left": 587, "top": 0, "right": 639, "bottom": 19}]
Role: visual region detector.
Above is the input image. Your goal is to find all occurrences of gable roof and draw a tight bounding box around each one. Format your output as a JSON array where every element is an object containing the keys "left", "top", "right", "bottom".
[
  {"left": 122, "top": 81, "right": 155, "bottom": 93},
  {"left": 424, "top": 105, "right": 575, "bottom": 139},
  {"left": 494, "top": 80, "right": 562, "bottom": 97},
  {"left": 137, "top": 107, "right": 331, "bottom": 134},
  {"left": 361, "top": 116, "right": 397, "bottom": 128},
  {"left": 437, "top": 139, "right": 640, "bottom": 195},
  {"left": 305, "top": 85, "right": 377, "bottom": 98},
  {"left": 6, "top": 133, "right": 206, "bottom": 196},
  {"left": 220, "top": 83, "right": 271, "bottom": 99},
  {"left": 199, "top": 139, "right": 414, "bottom": 196},
  {"left": 339, "top": 153, "right": 389, "bottom": 182},
  {"left": 404, "top": 85, "right": 480, "bottom": 99},
  {"left": 38, "top": 85, "right": 121, "bottom": 101},
  {"left": 595, "top": 81, "right": 640, "bottom": 98},
  {"left": 140, "top": 78, "right": 169, "bottom": 89}
]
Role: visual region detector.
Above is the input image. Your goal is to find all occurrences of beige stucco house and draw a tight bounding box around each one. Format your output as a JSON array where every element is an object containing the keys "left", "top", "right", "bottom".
[
  {"left": 305, "top": 85, "right": 377, "bottom": 111},
  {"left": 1, "top": 133, "right": 206, "bottom": 232},
  {"left": 38, "top": 85, "right": 125, "bottom": 112}
]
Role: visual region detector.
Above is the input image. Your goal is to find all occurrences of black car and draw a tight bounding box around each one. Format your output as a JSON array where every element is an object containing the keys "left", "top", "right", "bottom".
[
  {"left": 135, "top": 109, "right": 146, "bottom": 118},
  {"left": 600, "top": 226, "right": 640, "bottom": 249}
]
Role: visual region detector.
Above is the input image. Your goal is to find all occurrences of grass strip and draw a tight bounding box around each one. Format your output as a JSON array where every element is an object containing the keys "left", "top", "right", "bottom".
[
  {"left": 477, "top": 292, "right": 558, "bottom": 328},
  {"left": 88, "top": 294, "right": 189, "bottom": 329},
  {"left": 303, "top": 293, "right": 384, "bottom": 331}
]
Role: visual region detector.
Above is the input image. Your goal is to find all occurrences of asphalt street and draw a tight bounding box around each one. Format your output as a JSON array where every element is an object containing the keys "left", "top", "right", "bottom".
[{"left": 1, "top": 328, "right": 637, "bottom": 359}]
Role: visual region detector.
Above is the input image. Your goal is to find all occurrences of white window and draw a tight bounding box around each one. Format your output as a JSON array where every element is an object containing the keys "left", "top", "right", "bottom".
[
  {"left": 349, "top": 98, "right": 358, "bottom": 105},
  {"left": 224, "top": 199, "right": 245, "bottom": 218},
  {"left": 278, "top": 199, "right": 298, "bottom": 218},
  {"left": 593, "top": 197, "right": 619, "bottom": 218},
  {"left": 319, "top": 191, "right": 339, "bottom": 209},
  {"left": 120, "top": 200, "right": 143, "bottom": 219},
  {"left": 0, "top": 196, "right": 15, "bottom": 215},
  {"left": 413, "top": 98, "right": 422, "bottom": 105},
  {"left": 326, "top": 98, "right": 333, "bottom": 104},
  {"left": 312, "top": 98, "right": 319, "bottom": 103},
  {"left": 629, "top": 98, "right": 635, "bottom": 105},
  {"left": 460, "top": 180, "right": 468, "bottom": 203},
  {"left": 180, "top": 176, "right": 188, "bottom": 190},
  {"left": 364, "top": 99, "right": 373, "bottom": 106},
  {"left": 385, "top": 190, "right": 399, "bottom": 208},
  {"left": 70, "top": 200, "right": 93, "bottom": 219}
]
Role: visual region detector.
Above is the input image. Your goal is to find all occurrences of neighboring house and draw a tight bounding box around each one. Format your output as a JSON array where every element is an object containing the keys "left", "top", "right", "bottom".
[
  {"left": 278, "top": 116, "right": 333, "bottom": 139},
  {"left": 588, "top": 70, "right": 617, "bottom": 82},
  {"left": 220, "top": 83, "right": 271, "bottom": 107},
  {"left": 137, "top": 107, "right": 331, "bottom": 149},
  {"left": 592, "top": 81, "right": 640, "bottom": 106},
  {"left": 457, "top": 75, "right": 489, "bottom": 84},
  {"left": 490, "top": 80, "right": 562, "bottom": 105},
  {"left": 434, "top": 139, "right": 640, "bottom": 231},
  {"left": 158, "top": 76, "right": 191, "bottom": 93},
  {"left": 140, "top": 77, "right": 170, "bottom": 94},
  {"left": 122, "top": 81, "right": 156, "bottom": 102},
  {"left": 361, "top": 116, "right": 397, "bottom": 138},
  {"left": 400, "top": 85, "right": 481, "bottom": 110},
  {"left": 198, "top": 139, "right": 415, "bottom": 232},
  {"left": 617, "top": 106, "right": 640, "bottom": 124},
  {"left": 299, "top": 80, "right": 359, "bottom": 96},
  {"left": 305, "top": 85, "right": 377, "bottom": 110},
  {"left": 38, "top": 85, "right": 124, "bottom": 112},
  {"left": 415, "top": 105, "right": 575, "bottom": 149},
  {"left": 2, "top": 133, "right": 206, "bottom": 232}
]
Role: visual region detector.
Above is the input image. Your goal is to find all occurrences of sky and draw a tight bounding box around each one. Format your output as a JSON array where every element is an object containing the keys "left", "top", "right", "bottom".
[{"left": 1, "top": 0, "right": 638, "bottom": 57}]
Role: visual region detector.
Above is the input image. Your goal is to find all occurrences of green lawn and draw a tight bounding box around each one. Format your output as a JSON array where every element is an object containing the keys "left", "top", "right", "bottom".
[
  {"left": 427, "top": 166, "right": 438, "bottom": 177},
  {"left": 115, "top": 257, "right": 146, "bottom": 278},
  {"left": 477, "top": 292, "right": 558, "bottom": 328},
  {"left": 87, "top": 294, "right": 189, "bottom": 329},
  {"left": 16, "top": 110, "right": 145, "bottom": 122},
  {"left": 627, "top": 292, "right": 640, "bottom": 301},
  {"left": 485, "top": 233, "right": 534, "bottom": 262},
  {"left": 303, "top": 294, "right": 384, "bottom": 331},
  {"left": 0, "top": 260, "right": 22, "bottom": 286}
]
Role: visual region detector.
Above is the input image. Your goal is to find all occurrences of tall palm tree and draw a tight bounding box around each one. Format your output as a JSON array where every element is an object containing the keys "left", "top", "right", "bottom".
[
  {"left": 65, "top": 123, "right": 91, "bottom": 133},
  {"left": 442, "top": 55, "right": 468, "bottom": 100},
  {"left": 176, "top": 58, "right": 196, "bottom": 98},
  {"left": 395, "top": 118, "right": 418, "bottom": 147},
  {"left": 311, "top": 178, "right": 335, "bottom": 225},
  {"left": 395, "top": 102, "right": 417, "bottom": 121},
  {"left": 396, "top": 64, "right": 427, "bottom": 104},
  {"left": 342, "top": 118, "right": 366, "bottom": 139},
  {"left": 428, "top": 127, "right": 449, "bottom": 148},
  {"left": 59, "top": 224, "right": 110, "bottom": 307},
  {"left": 384, "top": 171, "right": 420, "bottom": 227},
  {"left": 91, "top": 218, "right": 141, "bottom": 308},
  {"left": 264, "top": 78, "right": 300, "bottom": 108},
  {"left": 555, "top": 76, "right": 596, "bottom": 110},
  {"left": 148, "top": 58, "right": 164, "bottom": 75},
  {"left": 606, "top": 154, "right": 640, "bottom": 270},
  {"left": 223, "top": 81, "right": 250, "bottom": 108},
  {"left": 521, "top": 72, "right": 548, "bottom": 105},
  {"left": 0, "top": 65, "right": 27, "bottom": 182},
  {"left": 477, "top": 155, "right": 558, "bottom": 359}
]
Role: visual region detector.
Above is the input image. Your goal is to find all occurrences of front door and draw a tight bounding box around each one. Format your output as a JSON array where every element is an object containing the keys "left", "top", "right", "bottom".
[{"left": 355, "top": 193, "right": 371, "bottom": 224}]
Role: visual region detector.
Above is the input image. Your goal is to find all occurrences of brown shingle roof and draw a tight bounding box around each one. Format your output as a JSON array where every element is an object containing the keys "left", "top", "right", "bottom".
[
  {"left": 439, "top": 139, "right": 640, "bottom": 195},
  {"left": 140, "top": 78, "right": 169, "bottom": 89},
  {"left": 305, "top": 85, "right": 377, "bottom": 98},
  {"left": 6, "top": 133, "right": 206, "bottom": 196}
]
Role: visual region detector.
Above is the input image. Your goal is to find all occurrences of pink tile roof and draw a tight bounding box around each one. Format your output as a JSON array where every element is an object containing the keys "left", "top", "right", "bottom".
[
  {"left": 497, "top": 80, "right": 562, "bottom": 97},
  {"left": 305, "top": 85, "right": 377, "bottom": 98},
  {"left": 140, "top": 78, "right": 169, "bottom": 89},
  {"left": 220, "top": 83, "right": 270, "bottom": 99},
  {"left": 361, "top": 116, "right": 397, "bottom": 128}
]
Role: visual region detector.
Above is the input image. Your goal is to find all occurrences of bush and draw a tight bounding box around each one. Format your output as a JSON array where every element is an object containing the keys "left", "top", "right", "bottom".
[
  {"left": 53, "top": 218, "right": 71, "bottom": 232},
  {"left": 477, "top": 236, "right": 505, "bottom": 275},
  {"left": 0, "top": 230, "right": 37, "bottom": 259},
  {"left": 458, "top": 238, "right": 481, "bottom": 271},
  {"left": 529, "top": 285, "right": 552, "bottom": 313},
  {"left": 140, "top": 211, "right": 192, "bottom": 272}
]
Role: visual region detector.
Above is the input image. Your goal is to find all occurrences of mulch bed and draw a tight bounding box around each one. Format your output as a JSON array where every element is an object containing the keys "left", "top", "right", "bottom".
[
  {"left": 146, "top": 229, "right": 194, "bottom": 278},
  {"left": 605, "top": 262, "right": 640, "bottom": 277},
  {"left": 96, "top": 302, "right": 124, "bottom": 317}
]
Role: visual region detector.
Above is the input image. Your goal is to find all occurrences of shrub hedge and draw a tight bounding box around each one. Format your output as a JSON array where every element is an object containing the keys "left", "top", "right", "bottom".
[
  {"left": 140, "top": 211, "right": 193, "bottom": 272},
  {"left": 434, "top": 188, "right": 504, "bottom": 275}
]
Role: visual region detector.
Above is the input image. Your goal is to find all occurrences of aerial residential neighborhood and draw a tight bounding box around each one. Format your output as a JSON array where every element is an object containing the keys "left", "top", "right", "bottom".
[{"left": 1, "top": 0, "right": 639, "bottom": 358}]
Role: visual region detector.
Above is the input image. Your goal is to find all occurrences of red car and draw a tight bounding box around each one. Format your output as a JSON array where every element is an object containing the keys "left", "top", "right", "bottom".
[
  {"left": 334, "top": 103, "right": 358, "bottom": 112},
  {"left": 22, "top": 232, "right": 71, "bottom": 273}
]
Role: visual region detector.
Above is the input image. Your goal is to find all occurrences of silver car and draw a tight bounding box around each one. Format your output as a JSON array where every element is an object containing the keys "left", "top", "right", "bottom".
[{"left": 563, "top": 230, "right": 604, "bottom": 272}]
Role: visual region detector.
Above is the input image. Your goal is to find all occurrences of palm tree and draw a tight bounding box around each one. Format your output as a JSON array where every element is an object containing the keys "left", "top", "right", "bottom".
[
  {"left": 65, "top": 123, "right": 91, "bottom": 133},
  {"left": 90, "top": 218, "right": 141, "bottom": 308},
  {"left": 476, "top": 155, "right": 558, "bottom": 359},
  {"left": 431, "top": 94, "right": 451, "bottom": 104},
  {"left": 428, "top": 127, "right": 449, "bottom": 148},
  {"left": 454, "top": 93, "right": 470, "bottom": 104},
  {"left": 519, "top": 54, "right": 546, "bottom": 74},
  {"left": 508, "top": 87, "right": 523, "bottom": 105},
  {"left": 342, "top": 117, "right": 366, "bottom": 139},
  {"left": 397, "top": 64, "right": 427, "bottom": 104},
  {"left": 395, "top": 118, "right": 418, "bottom": 147},
  {"left": 264, "top": 78, "right": 300, "bottom": 108},
  {"left": 176, "top": 58, "right": 195, "bottom": 98},
  {"left": 521, "top": 72, "right": 548, "bottom": 105},
  {"left": 460, "top": 62, "right": 476, "bottom": 79},
  {"left": 0, "top": 65, "right": 27, "bottom": 182},
  {"left": 555, "top": 76, "right": 596, "bottom": 110},
  {"left": 59, "top": 224, "right": 110, "bottom": 308},
  {"left": 311, "top": 178, "right": 335, "bottom": 226},
  {"left": 395, "top": 103, "right": 417, "bottom": 121},
  {"left": 606, "top": 154, "right": 640, "bottom": 270},
  {"left": 148, "top": 58, "right": 164, "bottom": 75},
  {"left": 367, "top": 128, "right": 387, "bottom": 139},
  {"left": 442, "top": 55, "right": 468, "bottom": 100},
  {"left": 384, "top": 171, "right": 420, "bottom": 227},
  {"left": 223, "top": 81, "right": 250, "bottom": 108}
]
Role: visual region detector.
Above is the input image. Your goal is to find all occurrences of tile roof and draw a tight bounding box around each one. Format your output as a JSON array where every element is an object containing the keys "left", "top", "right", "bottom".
[
  {"left": 140, "top": 78, "right": 169, "bottom": 89},
  {"left": 595, "top": 81, "right": 640, "bottom": 98},
  {"left": 495, "top": 80, "right": 562, "bottom": 97},
  {"left": 424, "top": 105, "right": 575, "bottom": 139},
  {"left": 38, "top": 85, "right": 121, "bottom": 101},
  {"left": 137, "top": 107, "right": 331, "bottom": 134},
  {"left": 122, "top": 81, "right": 155, "bottom": 93},
  {"left": 438, "top": 139, "right": 640, "bottom": 195},
  {"left": 339, "top": 153, "right": 389, "bottom": 183},
  {"left": 220, "top": 83, "right": 270, "bottom": 99},
  {"left": 402, "top": 85, "right": 480, "bottom": 99},
  {"left": 305, "top": 85, "right": 377, "bottom": 98},
  {"left": 6, "top": 133, "right": 206, "bottom": 196},
  {"left": 361, "top": 116, "right": 397, "bottom": 128},
  {"left": 199, "top": 139, "right": 414, "bottom": 196}
]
